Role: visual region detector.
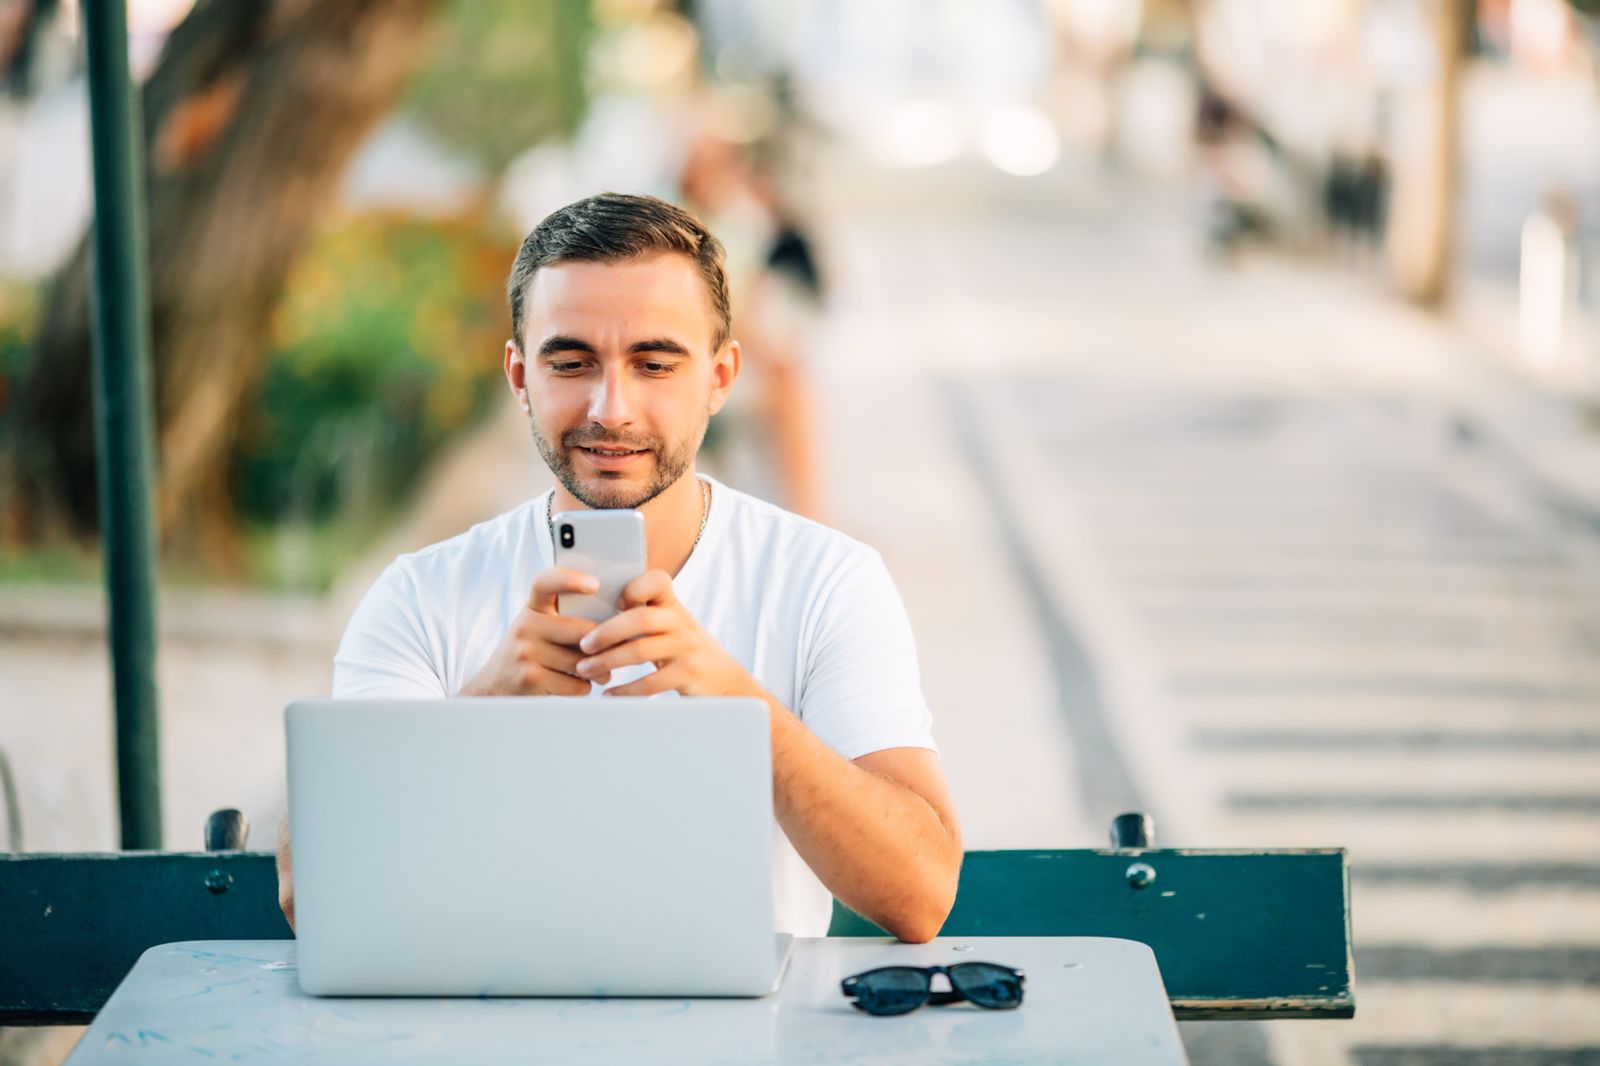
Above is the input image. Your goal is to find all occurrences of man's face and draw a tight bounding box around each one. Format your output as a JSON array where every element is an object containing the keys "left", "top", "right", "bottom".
[{"left": 506, "top": 253, "right": 737, "bottom": 510}]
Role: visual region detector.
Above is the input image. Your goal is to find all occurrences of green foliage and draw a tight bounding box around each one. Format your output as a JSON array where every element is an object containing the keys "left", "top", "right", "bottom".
[
  {"left": 238, "top": 515, "right": 374, "bottom": 597},
  {"left": 0, "top": 285, "right": 94, "bottom": 581},
  {"left": 0, "top": 544, "right": 100, "bottom": 584},
  {"left": 0, "top": 283, "right": 40, "bottom": 436},
  {"left": 406, "top": 0, "right": 594, "bottom": 169},
  {"left": 234, "top": 211, "right": 515, "bottom": 588}
]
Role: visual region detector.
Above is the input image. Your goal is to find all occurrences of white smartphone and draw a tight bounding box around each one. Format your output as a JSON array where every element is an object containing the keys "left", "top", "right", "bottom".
[{"left": 551, "top": 509, "right": 647, "bottom": 622}]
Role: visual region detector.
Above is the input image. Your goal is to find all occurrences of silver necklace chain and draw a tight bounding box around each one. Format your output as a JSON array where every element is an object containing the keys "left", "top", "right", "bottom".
[{"left": 547, "top": 475, "right": 710, "bottom": 560}]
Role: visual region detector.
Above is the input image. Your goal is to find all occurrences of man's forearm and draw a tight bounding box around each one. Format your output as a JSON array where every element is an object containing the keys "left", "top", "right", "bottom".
[
  {"left": 276, "top": 814, "right": 296, "bottom": 931},
  {"left": 564, "top": 567, "right": 959, "bottom": 935},
  {"left": 764, "top": 699, "right": 961, "bottom": 942}
]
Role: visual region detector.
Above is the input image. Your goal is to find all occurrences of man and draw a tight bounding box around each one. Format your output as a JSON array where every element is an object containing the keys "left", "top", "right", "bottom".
[{"left": 276, "top": 193, "right": 961, "bottom": 942}]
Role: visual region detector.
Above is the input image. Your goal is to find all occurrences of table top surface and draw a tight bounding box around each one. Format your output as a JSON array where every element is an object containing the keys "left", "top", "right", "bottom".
[{"left": 66, "top": 937, "right": 1189, "bottom": 1065}]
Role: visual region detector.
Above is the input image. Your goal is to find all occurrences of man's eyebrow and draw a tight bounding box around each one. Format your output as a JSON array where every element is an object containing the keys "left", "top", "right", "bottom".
[
  {"left": 629, "top": 338, "right": 691, "bottom": 356},
  {"left": 536, "top": 335, "right": 598, "bottom": 357}
]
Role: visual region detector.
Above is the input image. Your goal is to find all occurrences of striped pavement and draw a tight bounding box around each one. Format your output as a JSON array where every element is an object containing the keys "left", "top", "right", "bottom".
[
  {"left": 814, "top": 153, "right": 1600, "bottom": 1065},
  {"left": 963, "top": 376, "right": 1600, "bottom": 1066}
]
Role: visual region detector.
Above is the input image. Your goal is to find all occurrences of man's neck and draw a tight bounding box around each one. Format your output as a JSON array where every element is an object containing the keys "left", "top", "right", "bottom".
[{"left": 551, "top": 469, "right": 706, "bottom": 577}]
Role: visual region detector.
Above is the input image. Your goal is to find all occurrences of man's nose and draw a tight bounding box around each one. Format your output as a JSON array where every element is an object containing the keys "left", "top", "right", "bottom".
[{"left": 587, "top": 366, "right": 635, "bottom": 427}]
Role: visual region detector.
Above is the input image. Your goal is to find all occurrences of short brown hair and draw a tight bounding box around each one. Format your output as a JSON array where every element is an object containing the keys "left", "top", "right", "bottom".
[{"left": 507, "top": 192, "right": 731, "bottom": 352}]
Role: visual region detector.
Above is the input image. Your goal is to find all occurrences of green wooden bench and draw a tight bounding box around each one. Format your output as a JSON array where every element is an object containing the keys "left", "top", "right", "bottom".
[
  {"left": 1, "top": 811, "right": 290, "bottom": 1025},
  {"left": 1, "top": 812, "right": 1351, "bottom": 1024},
  {"left": 1, "top": 850, "right": 290, "bottom": 1024},
  {"left": 829, "top": 848, "right": 1352, "bottom": 1019}
]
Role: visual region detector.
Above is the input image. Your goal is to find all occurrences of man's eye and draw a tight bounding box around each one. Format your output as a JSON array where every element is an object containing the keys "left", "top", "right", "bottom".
[
  {"left": 641, "top": 361, "right": 678, "bottom": 375},
  {"left": 548, "top": 361, "right": 588, "bottom": 374}
]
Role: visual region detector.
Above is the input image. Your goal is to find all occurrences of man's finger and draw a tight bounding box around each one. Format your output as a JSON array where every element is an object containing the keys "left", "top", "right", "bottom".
[
  {"left": 576, "top": 635, "right": 677, "bottom": 679},
  {"left": 528, "top": 567, "right": 600, "bottom": 614},
  {"left": 534, "top": 640, "right": 589, "bottom": 678},
  {"left": 580, "top": 606, "right": 674, "bottom": 655},
  {"left": 525, "top": 611, "right": 597, "bottom": 649},
  {"left": 541, "top": 668, "right": 595, "bottom": 696},
  {"left": 604, "top": 664, "right": 683, "bottom": 698},
  {"left": 619, "top": 569, "right": 675, "bottom": 610}
]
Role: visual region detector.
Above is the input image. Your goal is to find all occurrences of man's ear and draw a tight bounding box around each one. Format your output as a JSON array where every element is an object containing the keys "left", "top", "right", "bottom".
[
  {"left": 505, "top": 339, "right": 532, "bottom": 415},
  {"left": 707, "top": 338, "right": 741, "bottom": 417}
]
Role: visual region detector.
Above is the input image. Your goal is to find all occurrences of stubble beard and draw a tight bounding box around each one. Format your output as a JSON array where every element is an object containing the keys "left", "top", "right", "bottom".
[{"left": 530, "top": 410, "right": 708, "bottom": 510}]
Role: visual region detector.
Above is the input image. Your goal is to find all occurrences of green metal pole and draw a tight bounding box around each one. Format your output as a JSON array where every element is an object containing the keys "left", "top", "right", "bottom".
[{"left": 82, "top": 0, "right": 163, "bottom": 850}]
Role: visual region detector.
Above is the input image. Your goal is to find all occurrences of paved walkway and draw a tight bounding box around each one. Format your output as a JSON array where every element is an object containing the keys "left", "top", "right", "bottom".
[{"left": 809, "top": 152, "right": 1600, "bottom": 1064}]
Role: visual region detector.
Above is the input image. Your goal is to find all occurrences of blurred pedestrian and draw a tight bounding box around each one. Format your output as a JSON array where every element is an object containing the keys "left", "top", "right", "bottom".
[
  {"left": 678, "top": 119, "right": 826, "bottom": 520},
  {"left": 1193, "top": 81, "right": 1278, "bottom": 261},
  {"left": 1323, "top": 149, "right": 1389, "bottom": 262}
]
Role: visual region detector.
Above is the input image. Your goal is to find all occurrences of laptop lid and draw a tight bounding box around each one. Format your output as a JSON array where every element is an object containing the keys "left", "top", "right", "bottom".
[{"left": 286, "top": 697, "right": 777, "bottom": 997}]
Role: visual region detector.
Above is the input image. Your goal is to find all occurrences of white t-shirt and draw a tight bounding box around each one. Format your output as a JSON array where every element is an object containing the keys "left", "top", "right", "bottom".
[{"left": 331, "top": 476, "right": 938, "bottom": 935}]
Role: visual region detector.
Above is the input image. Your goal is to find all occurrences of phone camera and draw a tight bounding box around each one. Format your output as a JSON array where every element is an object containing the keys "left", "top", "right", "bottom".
[{"left": 559, "top": 524, "right": 575, "bottom": 549}]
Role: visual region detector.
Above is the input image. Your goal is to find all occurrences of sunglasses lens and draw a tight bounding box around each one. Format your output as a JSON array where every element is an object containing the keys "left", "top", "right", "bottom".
[
  {"left": 853, "top": 968, "right": 931, "bottom": 1015},
  {"left": 950, "top": 963, "right": 1024, "bottom": 1009}
]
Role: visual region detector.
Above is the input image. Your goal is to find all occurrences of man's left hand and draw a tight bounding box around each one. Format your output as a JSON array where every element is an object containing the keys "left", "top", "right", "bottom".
[{"left": 574, "top": 570, "right": 756, "bottom": 697}]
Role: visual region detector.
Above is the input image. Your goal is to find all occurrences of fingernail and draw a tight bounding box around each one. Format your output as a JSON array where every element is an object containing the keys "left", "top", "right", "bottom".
[
  {"left": 580, "top": 578, "right": 599, "bottom": 592},
  {"left": 576, "top": 658, "right": 594, "bottom": 675},
  {"left": 579, "top": 634, "right": 595, "bottom": 652}
]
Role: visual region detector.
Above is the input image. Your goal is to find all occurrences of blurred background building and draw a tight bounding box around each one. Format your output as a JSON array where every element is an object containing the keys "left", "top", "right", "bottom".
[{"left": 4, "top": 0, "right": 1600, "bottom": 1062}]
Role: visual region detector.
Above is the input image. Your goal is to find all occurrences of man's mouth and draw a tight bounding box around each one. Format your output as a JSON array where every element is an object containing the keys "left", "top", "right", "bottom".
[{"left": 576, "top": 445, "right": 649, "bottom": 467}]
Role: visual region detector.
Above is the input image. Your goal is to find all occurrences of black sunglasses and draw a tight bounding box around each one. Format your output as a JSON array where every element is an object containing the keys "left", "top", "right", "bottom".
[{"left": 841, "top": 962, "right": 1026, "bottom": 1016}]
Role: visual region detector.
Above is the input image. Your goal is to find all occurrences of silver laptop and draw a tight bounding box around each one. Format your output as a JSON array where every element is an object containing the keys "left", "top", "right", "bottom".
[{"left": 286, "top": 697, "right": 792, "bottom": 997}]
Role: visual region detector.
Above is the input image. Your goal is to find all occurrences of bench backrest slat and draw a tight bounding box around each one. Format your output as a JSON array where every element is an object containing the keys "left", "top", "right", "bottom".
[{"left": 1, "top": 852, "right": 289, "bottom": 1024}]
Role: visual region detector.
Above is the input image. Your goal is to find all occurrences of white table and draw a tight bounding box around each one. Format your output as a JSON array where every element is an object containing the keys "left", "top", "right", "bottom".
[{"left": 66, "top": 937, "right": 1188, "bottom": 1065}]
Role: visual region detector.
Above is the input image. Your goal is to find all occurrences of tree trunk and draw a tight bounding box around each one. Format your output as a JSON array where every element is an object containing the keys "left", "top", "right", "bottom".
[
  {"left": 6, "top": 0, "right": 437, "bottom": 565},
  {"left": 1385, "top": 0, "right": 1469, "bottom": 308}
]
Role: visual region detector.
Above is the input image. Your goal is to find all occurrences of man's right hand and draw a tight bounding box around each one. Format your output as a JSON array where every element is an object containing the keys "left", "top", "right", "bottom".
[{"left": 459, "top": 567, "right": 611, "bottom": 695}]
